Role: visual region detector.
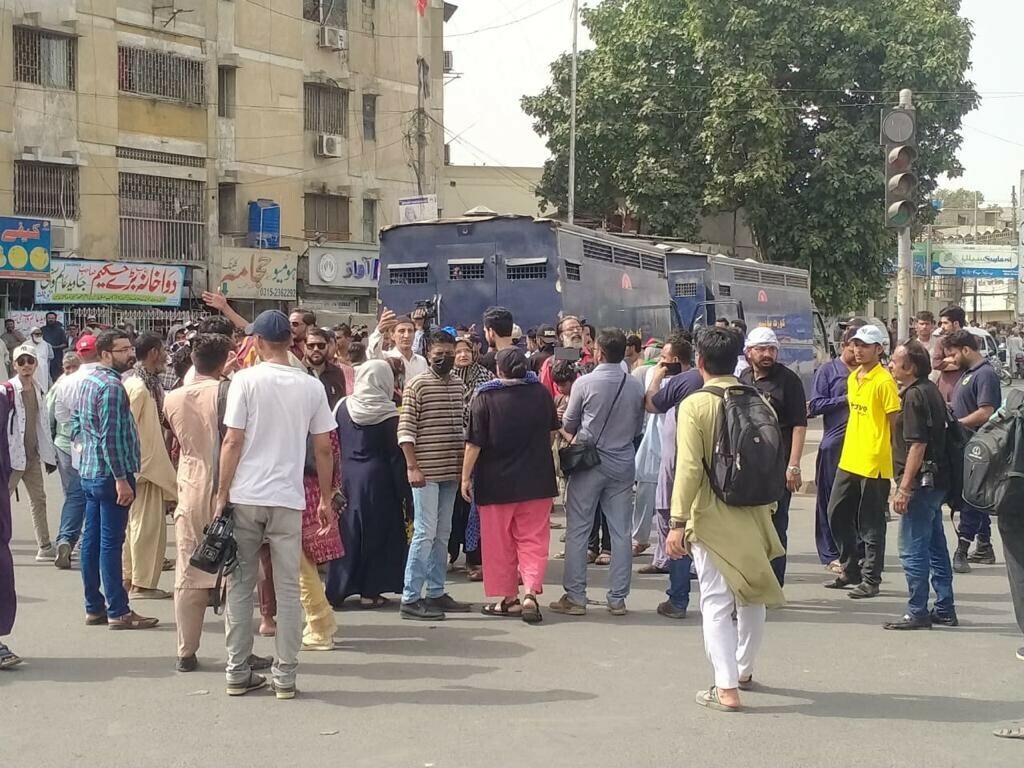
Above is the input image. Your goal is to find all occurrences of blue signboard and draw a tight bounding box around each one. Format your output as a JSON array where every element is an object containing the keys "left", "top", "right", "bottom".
[
  {"left": 0, "top": 216, "right": 51, "bottom": 280},
  {"left": 914, "top": 243, "right": 1018, "bottom": 279}
]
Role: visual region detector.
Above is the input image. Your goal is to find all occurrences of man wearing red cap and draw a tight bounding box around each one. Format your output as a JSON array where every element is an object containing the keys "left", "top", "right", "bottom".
[{"left": 47, "top": 335, "right": 100, "bottom": 568}]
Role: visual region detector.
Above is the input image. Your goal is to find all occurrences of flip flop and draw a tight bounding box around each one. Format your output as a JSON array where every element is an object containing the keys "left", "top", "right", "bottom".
[
  {"left": 0, "top": 645, "right": 23, "bottom": 670},
  {"left": 993, "top": 727, "right": 1024, "bottom": 740},
  {"left": 695, "top": 686, "right": 742, "bottom": 713},
  {"left": 480, "top": 598, "right": 521, "bottom": 617}
]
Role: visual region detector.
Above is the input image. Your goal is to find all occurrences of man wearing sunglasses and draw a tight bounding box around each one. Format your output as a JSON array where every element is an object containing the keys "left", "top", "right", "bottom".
[
  {"left": 7, "top": 345, "right": 58, "bottom": 562},
  {"left": 304, "top": 328, "right": 347, "bottom": 410}
]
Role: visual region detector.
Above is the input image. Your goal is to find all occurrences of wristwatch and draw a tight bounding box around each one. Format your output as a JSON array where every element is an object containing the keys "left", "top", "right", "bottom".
[
  {"left": 787, "top": 465, "right": 801, "bottom": 474},
  {"left": 669, "top": 518, "right": 687, "bottom": 530}
]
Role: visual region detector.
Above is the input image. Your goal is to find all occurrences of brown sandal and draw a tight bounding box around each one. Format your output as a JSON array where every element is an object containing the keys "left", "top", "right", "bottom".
[
  {"left": 521, "top": 594, "right": 543, "bottom": 624},
  {"left": 108, "top": 611, "right": 159, "bottom": 630},
  {"left": 480, "top": 598, "right": 521, "bottom": 617}
]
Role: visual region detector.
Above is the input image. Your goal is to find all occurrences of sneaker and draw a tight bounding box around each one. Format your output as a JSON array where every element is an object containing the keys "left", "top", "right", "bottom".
[
  {"left": 108, "top": 610, "right": 159, "bottom": 630},
  {"left": 176, "top": 654, "right": 198, "bottom": 672},
  {"left": 54, "top": 542, "right": 72, "bottom": 570},
  {"left": 425, "top": 593, "right": 472, "bottom": 613},
  {"left": 548, "top": 594, "right": 586, "bottom": 616},
  {"left": 247, "top": 654, "right": 273, "bottom": 671},
  {"left": 400, "top": 599, "right": 445, "bottom": 621},
  {"left": 928, "top": 609, "right": 959, "bottom": 627},
  {"left": 272, "top": 681, "right": 297, "bottom": 700},
  {"left": 607, "top": 600, "right": 627, "bottom": 616},
  {"left": 952, "top": 549, "right": 971, "bottom": 574},
  {"left": 883, "top": 614, "right": 932, "bottom": 630},
  {"left": 35, "top": 544, "right": 55, "bottom": 562},
  {"left": 967, "top": 542, "right": 996, "bottom": 564},
  {"left": 226, "top": 673, "right": 267, "bottom": 697},
  {"left": 657, "top": 600, "right": 687, "bottom": 620},
  {"left": 848, "top": 582, "right": 880, "bottom": 599}
]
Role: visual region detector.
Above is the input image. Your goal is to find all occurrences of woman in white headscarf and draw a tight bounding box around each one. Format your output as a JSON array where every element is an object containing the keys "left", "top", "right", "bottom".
[{"left": 325, "top": 361, "right": 411, "bottom": 608}]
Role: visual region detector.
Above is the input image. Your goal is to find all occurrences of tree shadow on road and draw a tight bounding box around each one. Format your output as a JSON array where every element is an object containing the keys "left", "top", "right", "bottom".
[
  {"left": 332, "top": 624, "right": 532, "bottom": 660},
  {"left": 745, "top": 684, "right": 1022, "bottom": 723}
]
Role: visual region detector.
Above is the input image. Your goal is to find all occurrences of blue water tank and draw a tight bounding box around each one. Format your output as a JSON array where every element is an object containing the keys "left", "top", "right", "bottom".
[{"left": 247, "top": 199, "right": 280, "bottom": 248}]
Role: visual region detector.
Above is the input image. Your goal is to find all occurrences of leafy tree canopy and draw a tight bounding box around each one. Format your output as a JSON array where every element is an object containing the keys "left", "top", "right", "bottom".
[{"left": 522, "top": 0, "right": 977, "bottom": 313}]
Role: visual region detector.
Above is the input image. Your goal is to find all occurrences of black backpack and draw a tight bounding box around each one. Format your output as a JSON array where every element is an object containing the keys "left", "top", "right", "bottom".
[
  {"left": 962, "top": 390, "right": 1024, "bottom": 516},
  {"left": 702, "top": 384, "right": 787, "bottom": 507},
  {"left": 941, "top": 407, "right": 970, "bottom": 511}
]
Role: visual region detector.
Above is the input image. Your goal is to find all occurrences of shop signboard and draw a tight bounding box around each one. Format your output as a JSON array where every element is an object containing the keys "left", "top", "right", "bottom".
[
  {"left": 0, "top": 216, "right": 52, "bottom": 280},
  {"left": 8, "top": 310, "right": 65, "bottom": 336},
  {"left": 923, "top": 243, "right": 1018, "bottom": 278},
  {"left": 219, "top": 247, "right": 297, "bottom": 300},
  {"left": 34, "top": 259, "right": 185, "bottom": 306},
  {"left": 309, "top": 245, "right": 380, "bottom": 289}
]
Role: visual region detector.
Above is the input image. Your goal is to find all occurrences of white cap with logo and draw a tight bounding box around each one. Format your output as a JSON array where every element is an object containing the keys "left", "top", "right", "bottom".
[{"left": 851, "top": 325, "right": 888, "bottom": 346}]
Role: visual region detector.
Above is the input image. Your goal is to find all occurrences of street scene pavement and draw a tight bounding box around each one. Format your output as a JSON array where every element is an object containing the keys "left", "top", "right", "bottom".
[{"left": 2, "top": 462, "right": 1022, "bottom": 768}]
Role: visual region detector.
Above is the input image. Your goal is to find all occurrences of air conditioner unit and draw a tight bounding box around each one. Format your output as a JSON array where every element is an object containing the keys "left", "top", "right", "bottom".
[
  {"left": 316, "top": 133, "right": 344, "bottom": 158},
  {"left": 49, "top": 224, "right": 77, "bottom": 252},
  {"left": 318, "top": 26, "right": 348, "bottom": 51},
  {"left": 443, "top": 50, "right": 454, "bottom": 73}
]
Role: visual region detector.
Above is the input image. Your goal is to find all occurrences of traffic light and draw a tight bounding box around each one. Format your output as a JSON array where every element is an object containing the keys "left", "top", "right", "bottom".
[{"left": 880, "top": 107, "right": 918, "bottom": 228}]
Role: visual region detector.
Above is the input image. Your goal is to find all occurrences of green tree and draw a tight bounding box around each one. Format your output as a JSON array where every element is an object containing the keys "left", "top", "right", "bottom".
[
  {"left": 523, "top": 0, "right": 977, "bottom": 313},
  {"left": 933, "top": 187, "right": 992, "bottom": 210}
]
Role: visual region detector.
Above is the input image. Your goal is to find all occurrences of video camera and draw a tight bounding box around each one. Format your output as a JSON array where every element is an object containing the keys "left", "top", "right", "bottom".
[
  {"left": 189, "top": 504, "right": 239, "bottom": 613},
  {"left": 413, "top": 299, "right": 437, "bottom": 323}
]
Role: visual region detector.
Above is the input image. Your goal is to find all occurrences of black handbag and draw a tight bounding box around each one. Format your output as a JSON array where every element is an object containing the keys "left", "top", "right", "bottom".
[{"left": 559, "top": 373, "right": 627, "bottom": 476}]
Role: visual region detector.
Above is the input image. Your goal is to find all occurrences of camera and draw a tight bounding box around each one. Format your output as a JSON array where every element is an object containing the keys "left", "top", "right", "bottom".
[
  {"left": 189, "top": 504, "right": 238, "bottom": 576},
  {"left": 919, "top": 460, "right": 938, "bottom": 489},
  {"left": 413, "top": 299, "right": 437, "bottom": 322}
]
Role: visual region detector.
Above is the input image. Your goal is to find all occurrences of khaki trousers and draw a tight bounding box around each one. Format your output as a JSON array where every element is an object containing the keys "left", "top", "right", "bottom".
[{"left": 9, "top": 458, "right": 49, "bottom": 548}]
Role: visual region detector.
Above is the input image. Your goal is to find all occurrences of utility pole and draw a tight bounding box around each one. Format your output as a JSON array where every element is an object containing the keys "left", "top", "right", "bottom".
[
  {"left": 567, "top": 0, "right": 578, "bottom": 224},
  {"left": 415, "top": 2, "right": 428, "bottom": 195}
]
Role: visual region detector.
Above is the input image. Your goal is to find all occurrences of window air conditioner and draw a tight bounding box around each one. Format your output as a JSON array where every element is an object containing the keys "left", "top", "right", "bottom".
[
  {"left": 318, "top": 26, "right": 348, "bottom": 51},
  {"left": 316, "top": 133, "right": 344, "bottom": 158}
]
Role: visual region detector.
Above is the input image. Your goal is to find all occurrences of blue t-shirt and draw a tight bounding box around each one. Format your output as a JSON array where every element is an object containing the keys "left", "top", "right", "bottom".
[
  {"left": 951, "top": 360, "right": 1001, "bottom": 421},
  {"left": 651, "top": 368, "right": 704, "bottom": 413}
]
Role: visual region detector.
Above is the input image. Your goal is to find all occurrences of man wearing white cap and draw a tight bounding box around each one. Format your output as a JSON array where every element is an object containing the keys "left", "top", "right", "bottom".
[
  {"left": 825, "top": 325, "right": 901, "bottom": 599},
  {"left": 739, "top": 327, "right": 808, "bottom": 586}
]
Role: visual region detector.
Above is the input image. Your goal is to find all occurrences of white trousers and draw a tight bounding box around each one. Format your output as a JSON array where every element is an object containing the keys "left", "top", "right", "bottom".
[{"left": 692, "top": 543, "right": 767, "bottom": 689}]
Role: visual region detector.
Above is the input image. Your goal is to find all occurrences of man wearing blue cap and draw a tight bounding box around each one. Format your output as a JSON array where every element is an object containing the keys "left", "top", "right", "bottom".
[{"left": 216, "top": 310, "right": 338, "bottom": 699}]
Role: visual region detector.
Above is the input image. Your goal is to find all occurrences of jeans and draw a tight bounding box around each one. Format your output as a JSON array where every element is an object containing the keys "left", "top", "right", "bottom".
[
  {"left": 79, "top": 475, "right": 135, "bottom": 619},
  {"left": 957, "top": 504, "right": 992, "bottom": 545},
  {"left": 564, "top": 467, "right": 633, "bottom": 605},
  {"left": 55, "top": 448, "right": 86, "bottom": 548},
  {"left": 897, "top": 487, "right": 955, "bottom": 620},
  {"left": 667, "top": 553, "right": 692, "bottom": 610},
  {"left": 771, "top": 490, "right": 791, "bottom": 586},
  {"left": 403, "top": 480, "right": 459, "bottom": 604}
]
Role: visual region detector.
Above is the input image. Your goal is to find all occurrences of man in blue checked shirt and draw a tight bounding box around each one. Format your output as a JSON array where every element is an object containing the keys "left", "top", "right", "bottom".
[{"left": 71, "top": 330, "right": 157, "bottom": 631}]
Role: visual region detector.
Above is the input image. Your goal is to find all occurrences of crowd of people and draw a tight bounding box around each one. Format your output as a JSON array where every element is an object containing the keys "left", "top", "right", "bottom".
[{"left": 0, "top": 296, "right": 1021, "bottom": 722}]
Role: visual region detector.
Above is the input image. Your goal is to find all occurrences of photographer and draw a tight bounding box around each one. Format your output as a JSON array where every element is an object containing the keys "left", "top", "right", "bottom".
[{"left": 883, "top": 341, "right": 958, "bottom": 630}]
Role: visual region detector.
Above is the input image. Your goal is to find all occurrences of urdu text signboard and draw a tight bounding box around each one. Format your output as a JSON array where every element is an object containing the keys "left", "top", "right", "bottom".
[
  {"left": 35, "top": 259, "right": 185, "bottom": 306},
  {"left": 0, "top": 216, "right": 51, "bottom": 280},
  {"left": 923, "top": 243, "right": 1018, "bottom": 278},
  {"left": 219, "top": 247, "right": 297, "bottom": 301}
]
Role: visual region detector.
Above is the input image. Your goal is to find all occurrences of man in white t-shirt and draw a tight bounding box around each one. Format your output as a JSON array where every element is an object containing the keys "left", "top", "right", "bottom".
[
  {"left": 367, "top": 308, "right": 429, "bottom": 381},
  {"left": 215, "top": 310, "right": 336, "bottom": 700}
]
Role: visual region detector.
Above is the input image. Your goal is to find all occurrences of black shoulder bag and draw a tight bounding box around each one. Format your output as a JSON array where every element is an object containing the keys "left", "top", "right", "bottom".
[{"left": 559, "top": 374, "right": 627, "bottom": 476}]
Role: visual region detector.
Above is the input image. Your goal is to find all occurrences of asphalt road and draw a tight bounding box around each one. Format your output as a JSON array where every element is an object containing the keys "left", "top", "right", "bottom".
[{"left": 2, "top": 470, "right": 1022, "bottom": 768}]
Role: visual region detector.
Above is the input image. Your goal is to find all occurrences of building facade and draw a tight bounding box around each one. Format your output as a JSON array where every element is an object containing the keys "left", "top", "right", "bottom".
[{"left": 0, "top": 0, "right": 449, "bottom": 331}]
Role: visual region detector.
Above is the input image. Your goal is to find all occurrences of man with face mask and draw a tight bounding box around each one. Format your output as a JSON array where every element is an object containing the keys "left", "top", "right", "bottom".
[
  {"left": 121, "top": 333, "right": 178, "bottom": 600},
  {"left": 397, "top": 329, "right": 470, "bottom": 621},
  {"left": 367, "top": 308, "right": 429, "bottom": 381},
  {"left": 28, "top": 327, "right": 54, "bottom": 393},
  {"left": 739, "top": 328, "right": 808, "bottom": 587},
  {"left": 73, "top": 330, "right": 159, "bottom": 630}
]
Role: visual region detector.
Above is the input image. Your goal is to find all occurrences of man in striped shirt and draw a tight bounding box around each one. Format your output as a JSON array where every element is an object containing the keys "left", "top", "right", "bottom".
[
  {"left": 399, "top": 329, "right": 470, "bottom": 621},
  {"left": 72, "top": 330, "right": 157, "bottom": 631}
]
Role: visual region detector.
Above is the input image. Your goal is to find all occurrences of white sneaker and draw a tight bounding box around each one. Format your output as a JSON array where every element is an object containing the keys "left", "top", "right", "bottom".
[{"left": 35, "top": 544, "right": 56, "bottom": 562}]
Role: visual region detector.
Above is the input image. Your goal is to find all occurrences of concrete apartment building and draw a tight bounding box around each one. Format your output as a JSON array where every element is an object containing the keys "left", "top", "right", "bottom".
[{"left": 0, "top": 0, "right": 450, "bottom": 330}]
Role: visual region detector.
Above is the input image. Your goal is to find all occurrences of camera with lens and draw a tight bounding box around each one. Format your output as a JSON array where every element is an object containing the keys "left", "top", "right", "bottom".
[
  {"left": 919, "top": 460, "right": 938, "bottom": 489},
  {"left": 189, "top": 504, "right": 238, "bottom": 575},
  {"left": 413, "top": 299, "right": 437, "bottom": 323}
]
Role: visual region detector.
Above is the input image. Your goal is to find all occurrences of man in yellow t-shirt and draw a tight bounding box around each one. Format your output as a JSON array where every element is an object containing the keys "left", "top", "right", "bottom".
[{"left": 825, "top": 325, "right": 901, "bottom": 599}]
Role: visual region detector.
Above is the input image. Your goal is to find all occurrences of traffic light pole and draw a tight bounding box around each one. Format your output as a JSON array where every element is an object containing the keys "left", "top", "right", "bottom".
[{"left": 895, "top": 88, "right": 914, "bottom": 345}]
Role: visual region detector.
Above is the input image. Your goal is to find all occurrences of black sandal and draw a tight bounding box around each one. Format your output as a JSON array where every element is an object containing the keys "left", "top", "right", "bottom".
[
  {"left": 480, "top": 598, "right": 521, "bottom": 617},
  {"left": 521, "top": 594, "right": 543, "bottom": 624}
]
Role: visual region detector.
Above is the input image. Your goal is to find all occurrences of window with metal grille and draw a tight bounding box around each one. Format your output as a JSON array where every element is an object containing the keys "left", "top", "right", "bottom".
[
  {"left": 14, "top": 27, "right": 76, "bottom": 89},
  {"left": 640, "top": 252, "right": 665, "bottom": 274},
  {"left": 389, "top": 267, "right": 428, "bottom": 285},
  {"left": 449, "top": 263, "right": 484, "bottom": 280},
  {"left": 719, "top": 284, "right": 732, "bottom": 297},
  {"left": 118, "top": 46, "right": 206, "bottom": 105},
  {"left": 674, "top": 281, "right": 698, "bottom": 298},
  {"left": 612, "top": 246, "right": 642, "bottom": 269},
  {"left": 119, "top": 173, "right": 205, "bottom": 263},
  {"left": 305, "top": 194, "right": 350, "bottom": 241},
  {"left": 362, "top": 198, "right": 377, "bottom": 243},
  {"left": 14, "top": 162, "right": 79, "bottom": 220},
  {"left": 304, "top": 83, "right": 348, "bottom": 135},
  {"left": 217, "top": 66, "right": 235, "bottom": 118},
  {"left": 785, "top": 274, "right": 809, "bottom": 289},
  {"left": 115, "top": 146, "right": 205, "bottom": 168},
  {"left": 565, "top": 262, "right": 581, "bottom": 281},
  {"left": 582, "top": 239, "right": 613, "bottom": 263},
  {"left": 362, "top": 94, "right": 376, "bottom": 141},
  {"left": 761, "top": 271, "right": 786, "bottom": 287},
  {"left": 304, "top": 0, "right": 348, "bottom": 26},
  {"left": 507, "top": 263, "right": 547, "bottom": 281},
  {"left": 733, "top": 266, "right": 761, "bottom": 283}
]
